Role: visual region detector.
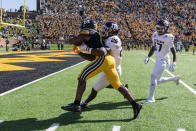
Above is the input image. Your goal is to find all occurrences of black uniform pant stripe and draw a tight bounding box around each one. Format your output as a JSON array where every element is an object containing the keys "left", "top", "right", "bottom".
[
  {"left": 82, "top": 56, "right": 105, "bottom": 80},
  {"left": 80, "top": 56, "right": 102, "bottom": 80},
  {"left": 80, "top": 56, "right": 105, "bottom": 80}
]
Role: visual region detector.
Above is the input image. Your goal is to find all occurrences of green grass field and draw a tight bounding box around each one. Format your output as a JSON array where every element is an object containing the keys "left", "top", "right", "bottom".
[{"left": 0, "top": 50, "right": 195, "bottom": 131}]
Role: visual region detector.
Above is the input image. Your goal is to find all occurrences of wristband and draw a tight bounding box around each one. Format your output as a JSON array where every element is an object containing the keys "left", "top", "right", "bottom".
[{"left": 101, "top": 47, "right": 107, "bottom": 55}]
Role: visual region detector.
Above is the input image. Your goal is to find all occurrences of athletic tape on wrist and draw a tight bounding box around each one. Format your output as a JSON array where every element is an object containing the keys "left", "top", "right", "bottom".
[{"left": 101, "top": 47, "right": 107, "bottom": 55}]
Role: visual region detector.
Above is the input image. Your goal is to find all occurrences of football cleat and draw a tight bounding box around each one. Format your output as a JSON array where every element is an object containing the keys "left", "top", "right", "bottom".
[
  {"left": 61, "top": 103, "right": 81, "bottom": 113},
  {"left": 143, "top": 98, "right": 155, "bottom": 104},
  {"left": 80, "top": 101, "right": 89, "bottom": 109},
  {"left": 133, "top": 102, "right": 142, "bottom": 119}
]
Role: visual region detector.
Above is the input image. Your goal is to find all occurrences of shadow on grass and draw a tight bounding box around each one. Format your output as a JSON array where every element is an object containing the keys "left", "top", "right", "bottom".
[
  {"left": 84, "top": 97, "right": 168, "bottom": 111},
  {"left": 193, "top": 84, "right": 196, "bottom": 86},
  {"left": 0, "top": 112, "right": 133, "bottom": 131},
  {"left": 0, "top": 101, "right": 134, "bottom": 131},
  {"left": 0, "top": 97, "right": 167, "bottom": 131}
]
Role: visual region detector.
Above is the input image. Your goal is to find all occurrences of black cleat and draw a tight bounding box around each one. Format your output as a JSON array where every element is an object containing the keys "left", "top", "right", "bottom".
[
  {"left": 124, "top": 84, "right": 128, "bottom": 89},
  {"left": 133, "top": 103, "right": 142, "bottom": 119},
  {"left": 61, "top": 103, "right": 81, "bottom": 113},
  {"left": 80, "top": 101, "right": 89, "bottom": 109}
]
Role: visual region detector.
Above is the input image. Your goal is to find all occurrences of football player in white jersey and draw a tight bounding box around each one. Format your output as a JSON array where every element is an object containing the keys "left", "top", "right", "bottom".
[
  {"left": 144, "top": 20, "right": 180, "bottom": 104},
  {"left": 80, "top": 21, "right": 127, "bottom": 108}
]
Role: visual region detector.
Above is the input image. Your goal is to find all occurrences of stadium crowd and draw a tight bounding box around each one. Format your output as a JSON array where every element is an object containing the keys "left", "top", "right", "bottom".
[
  {"left": 0, "top": 8, "right": 39, "bottom": 51},
  {"left": 38, "top": 0, "right": 195, "bottom": 50}
]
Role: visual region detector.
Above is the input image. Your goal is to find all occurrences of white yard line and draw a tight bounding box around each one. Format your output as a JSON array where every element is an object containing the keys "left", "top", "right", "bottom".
[
  {"left": 0, "top": 120, "right": 4, "bottom": 124},
  {"left": 46, "top": 123, "right": 60, "bottom": 131},
  {"left": 177, "top": 128, "right": 186, "bottom": 131},
  {"left": 112, "top": 125, "right": 121, "bottom": 131},
  {"left": 141, "top": 52, "right": 196, "bottom": 95},
  {"left": 165, "top": 70, "right": 196, "bottom": 95},
  {"left": 0, "top": 61, "right": 86, "bottom": 96}
]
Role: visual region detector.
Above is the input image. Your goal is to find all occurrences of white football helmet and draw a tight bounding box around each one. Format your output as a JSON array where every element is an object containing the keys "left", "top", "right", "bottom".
[
  {"left": 156, "top": 20, "right": 169, "bottom": 35},
  {"left": 100, "top": 21, "right": 120, "bottom": 38}
]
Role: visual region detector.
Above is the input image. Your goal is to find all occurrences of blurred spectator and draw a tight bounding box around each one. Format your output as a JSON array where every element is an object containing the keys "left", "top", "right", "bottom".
[{"left": 5, "top": 37, "right": 9, "bottom": 52}]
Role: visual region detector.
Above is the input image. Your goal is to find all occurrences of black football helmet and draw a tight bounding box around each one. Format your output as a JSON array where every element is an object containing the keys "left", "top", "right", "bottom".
[
  {"left": 80, "top": 19, "right": 97, "bottom": 30},
  {"left": 100, "top": 21, "right": 120, "bottom": 37},
  {"left": 156, "top": 20, "right": 169, "bottom": 35}
]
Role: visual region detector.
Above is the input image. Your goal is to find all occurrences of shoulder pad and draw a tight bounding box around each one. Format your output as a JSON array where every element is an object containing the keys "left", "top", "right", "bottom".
[{"left": 165, "top": 33, "right": 174, "bottom": 38}]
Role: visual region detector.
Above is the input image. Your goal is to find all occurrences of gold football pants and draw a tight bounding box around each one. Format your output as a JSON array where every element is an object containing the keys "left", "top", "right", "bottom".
[{"left": 78, "top": 55, "right": 122, "bottom": 90}]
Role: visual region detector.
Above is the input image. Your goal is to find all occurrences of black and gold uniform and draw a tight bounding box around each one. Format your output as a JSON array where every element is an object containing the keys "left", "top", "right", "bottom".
[
  {"left": 77, "top": 28, "right": 122, "bottom": 90},
  {"left": 192, "top": 37, "right": 196, "bottom": 49},
  {"left": 62, "top": 20, "right": 142, "bottom": 119}
]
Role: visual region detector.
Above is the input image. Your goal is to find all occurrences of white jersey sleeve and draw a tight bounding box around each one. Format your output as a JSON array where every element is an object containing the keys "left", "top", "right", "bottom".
[
  {"left": 104, "top": 35, "right": 122, "bottom": 66},
  {"left": 152, "top": 32, "right": 157, "bottom": 46},
  {"left": 168, "top": 34, "right": 174, "bottom": 48}
]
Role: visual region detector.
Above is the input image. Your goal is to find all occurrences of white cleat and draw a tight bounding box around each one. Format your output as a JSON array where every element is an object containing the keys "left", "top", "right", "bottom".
[
  {"left": 143, "top": 99, "right": 155, "bottom": 104},
  {"left": 175, "top": 76, "right": 180, "bottom": 85}
]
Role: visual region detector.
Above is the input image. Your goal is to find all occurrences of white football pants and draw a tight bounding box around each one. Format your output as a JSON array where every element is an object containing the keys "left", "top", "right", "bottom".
[
  {"left": 93, "top": 65, "right": 122, "bottom": 92},
  {"left": 148, "top": 59, "right": 178, "bottom": 100}
]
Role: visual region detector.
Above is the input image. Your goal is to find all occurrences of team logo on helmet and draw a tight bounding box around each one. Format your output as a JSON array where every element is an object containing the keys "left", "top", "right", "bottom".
[{"left": 100, "top": 21, "right": 120, "bottom": 37}]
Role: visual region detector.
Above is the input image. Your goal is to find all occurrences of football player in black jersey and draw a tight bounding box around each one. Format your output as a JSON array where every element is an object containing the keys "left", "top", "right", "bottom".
[{"left": 61, "top": 19, "right": 142, "bottom": 119}]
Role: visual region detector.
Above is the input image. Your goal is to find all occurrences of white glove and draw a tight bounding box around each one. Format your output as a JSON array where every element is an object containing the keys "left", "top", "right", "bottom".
[
  {"left": 79, "top": 43, "right": 93, "bottom": 54},
  {"left": 144, "top": 56, "right": 149, "bottom": 64},
  {"left": 169, "top": 62, "right": 176, "bottom": 72}
]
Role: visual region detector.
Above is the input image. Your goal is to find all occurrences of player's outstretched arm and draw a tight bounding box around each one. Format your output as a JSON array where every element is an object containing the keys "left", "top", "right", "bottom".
[
  {"left": 79, "top": 43, "right": 111, "bottom": 56},
  {"left": 169, "top": 47, "right": 177, "bottom": 72},
  {"left": 144, "top": 46, "right": 156, "bottom": 64},
  {"left": 147, "top": 46, "right": 156, "bottom": 58},
  {"left": 91, "top": 47, "right": 111, "bottom": 56},
  {"left": 170, "top": 47, "right": 176, "bottom": 63}
]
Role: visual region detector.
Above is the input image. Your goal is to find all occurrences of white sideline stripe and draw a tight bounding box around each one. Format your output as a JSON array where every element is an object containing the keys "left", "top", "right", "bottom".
[
  {"left": 0, "top": 120, "right": 4, "bottom": 124},
  {"left": 165, "top": 70, "right": 196, "bottom": 95},
  {"left": 0, "top": 61, "right": 86, "bottom": 96},
  {"left": 46, "top": 123, "right": 59, "bottom": 131},
  {"left": 177, "top": 129, "right": 186, "bottom": 131},
  {"left": 142, "top": 53, "right": 196, "bottom": 95},
  {"left": 112, "top": 126, "right": 120, "bottom": 131}
]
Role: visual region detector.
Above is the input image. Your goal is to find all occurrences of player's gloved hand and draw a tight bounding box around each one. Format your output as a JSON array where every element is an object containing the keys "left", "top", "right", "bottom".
[
  {"left": 144, "top": 56, "right": 149, "bottom": 64},
  {"left": 79, "top": 43, "right": 93, "bottom": 54},
  {"left": 169, "top": 62, "right": 176, "bottom": 72},
  {"left": 73, "top": 45, "right": 80, "bottom": 54}
]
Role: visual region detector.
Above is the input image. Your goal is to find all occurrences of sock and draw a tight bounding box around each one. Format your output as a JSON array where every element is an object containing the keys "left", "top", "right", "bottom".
[
  {"left": 74, "top": 100, "right": 80, "bottom": 105},
  {"left": 131, "top": 101, "right": 137, "bottom": 107}
]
